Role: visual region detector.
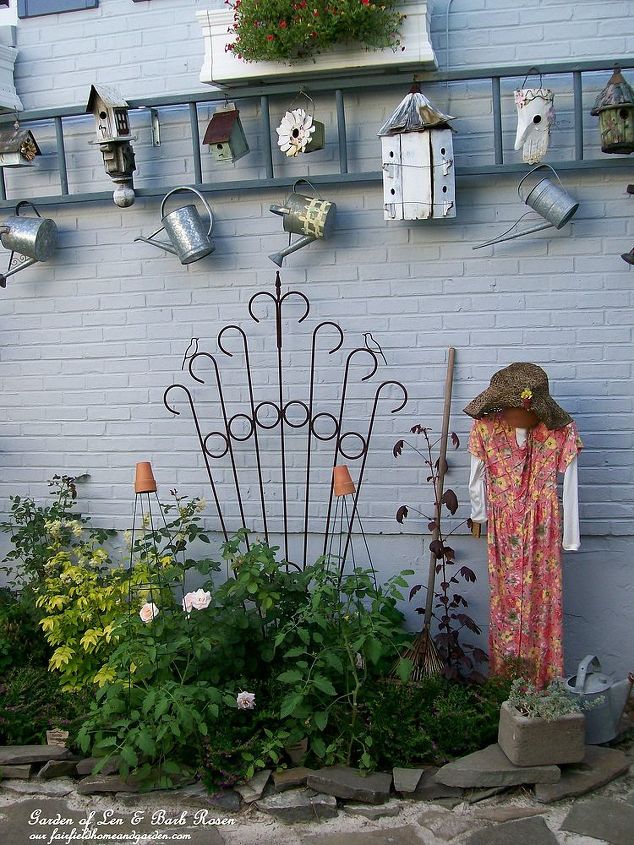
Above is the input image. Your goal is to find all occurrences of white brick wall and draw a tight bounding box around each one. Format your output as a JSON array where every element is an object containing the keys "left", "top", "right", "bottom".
[{"left": 1, "top": 0, "right": 633, "bottom": 675}]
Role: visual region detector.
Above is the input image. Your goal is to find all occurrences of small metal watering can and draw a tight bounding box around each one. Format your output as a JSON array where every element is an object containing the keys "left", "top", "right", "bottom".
[
  {"left": 474, "top": 164, "right": 579, "bottom": 250},
  {"left": 135, "top": 187, "right": 214, "bottom": 265},
  {"left": 0, "top": 200, "right": 58, "bottom": 288},
  {"left": 269, "top": 179, "right": 336, "bottom": 266},
  {"left": 564, "top": 655, "right": 634, "bottom": 744}
]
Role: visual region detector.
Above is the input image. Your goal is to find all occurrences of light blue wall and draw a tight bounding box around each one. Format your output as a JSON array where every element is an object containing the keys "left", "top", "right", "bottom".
[{"left": 1, "top": 0, "right": 633, "bottom": 679}]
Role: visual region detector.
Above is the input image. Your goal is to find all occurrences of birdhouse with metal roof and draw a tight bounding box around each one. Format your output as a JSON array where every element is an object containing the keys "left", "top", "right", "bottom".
[
  {"left": 86, "top": 84, "right": 131, "bottom": 143},
  {"left": 203, "top": 104, "right": 249, "bottom": 164},
  {"left": 591, "top": 65, "right": 634, "bottom": 155},
  {"left": 378, "top": 84, "right": 456, "bottom": 221},
  {"left": 0, "top": 128, "right": 40, "bottom": 167}
]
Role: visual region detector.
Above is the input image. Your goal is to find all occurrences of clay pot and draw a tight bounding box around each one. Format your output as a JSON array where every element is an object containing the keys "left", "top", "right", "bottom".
[
  {"left": 333, "top": 464, "right": 355, "bottom": 497},
  {"left": 134, "top": 461, "right": 157, "bottom": 494}
]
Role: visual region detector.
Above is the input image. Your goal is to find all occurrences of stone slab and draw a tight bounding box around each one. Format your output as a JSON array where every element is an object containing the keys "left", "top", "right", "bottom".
[
  {"left": 393, "top": 767, "right": 425, "bottom": 794},
  {"left": 418, "top": 808, "right": 478, "bottom": 840},
  {"left": 0, "top": 778, "right": 74, "bottom": 796},
  {"left": 256, "top": 788, "right": 338, "bottom": 822},
  {"left": 77, "top": 773, "right": 139, "bottom": 794},
  {"left": 464, "top": 816, "right": 558, "bottom": 845},
  {"left": 561, "top": 797, "right": 634, "bottom": 845},
  {"left": 624, "top": 789, "right": 634, "bottom": 806},
  {"left": 473, "top": 805, "right": 546, "bottom": 822},
  {"left": 302, "top": 826, "right": 425, "bottom": 845},
  {"left": 406, "top": 768, "right": 463, "bottom": 804},
  {"left": 306, "top": 766, "right": 392, "bottom": 804},
  {"left": 273, "top": 767, "right": 314, "bottom": 792},
  {"left": 435, "top": 744, "right": 560, "bottom": 788},
  {"left": 0, "top": 764, "right": 32, "bottom": 779},
  {"left": 534, "top": 745, "right": 629, "bottom": 803},
  {"left": 75, "top": 756, "right": 120, "bottom": 776},
  {"left": 464, "top": 786, "right": 510, "bottom": 804},
  {"left": 235, "top": 768, "right": 271, "bottom": 803},
  {"left": 343, "top": 800, "right": 402, "bottom": 819},
  {"left": 37, "top": 760, "right": 78, "bottom": 780},
  {"left": 0, "top": 745, "right": 73, "bottom": 765}
]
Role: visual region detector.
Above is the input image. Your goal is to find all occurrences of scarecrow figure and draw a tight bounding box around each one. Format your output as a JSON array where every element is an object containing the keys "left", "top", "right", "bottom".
[{"left": 464, "top": 363, "right": 582, "bottom": 688}]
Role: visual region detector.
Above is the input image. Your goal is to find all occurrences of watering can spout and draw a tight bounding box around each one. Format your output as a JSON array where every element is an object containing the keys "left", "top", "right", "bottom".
[
  {"left": 134, "top": 234, "right": 177, "bottom": 256},
  {"left": 473, "top": 220, "right": 553, "bottom": 250},
  {"left": 269, "top": 235, "right": 317, "bottom": 267},
  {"left": 269, "top": 204, "right": 289, "bottom": 218}
]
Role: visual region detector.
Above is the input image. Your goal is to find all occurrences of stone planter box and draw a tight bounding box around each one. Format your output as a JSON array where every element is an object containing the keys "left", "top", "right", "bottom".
[
  {"left": 498, "top": 701, "right": 586, "bottom": 767},
  {"left": 196, "top": 1, "right": 436, "bottom": 89}
]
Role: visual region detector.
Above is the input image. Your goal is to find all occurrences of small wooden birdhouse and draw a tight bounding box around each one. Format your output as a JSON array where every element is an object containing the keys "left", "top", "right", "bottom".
[
  {"left": 378, "top": 84, "right": 456, "bottom": 221},
  {"left": 86, "top": 84, "right": 131, "bottom": 143},
  {"left": 0, "top": 128, "right": 40, "bottom": 167},
  {"left": 591, "top": 65, "right": 634, "bottom": 155},
  {"left": 202, "top": 103, "right": 249, "bottom": 164}
]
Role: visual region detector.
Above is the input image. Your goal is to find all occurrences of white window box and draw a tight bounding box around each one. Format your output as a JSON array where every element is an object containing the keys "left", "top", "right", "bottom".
[
  {"left": 197, "top": 1, "right": 436, "bottom": 89},
  {"left": 0, "top": 41, "right": 22, "bottom": 111}
]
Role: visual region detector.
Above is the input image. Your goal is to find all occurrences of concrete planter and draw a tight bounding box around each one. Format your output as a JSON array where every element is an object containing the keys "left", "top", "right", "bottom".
[
  {"left": 498, "top": 701, "right": 586, "bottom": 767},
  {"left": 196, "top": 1, "right": 436, "bottom": 89}
]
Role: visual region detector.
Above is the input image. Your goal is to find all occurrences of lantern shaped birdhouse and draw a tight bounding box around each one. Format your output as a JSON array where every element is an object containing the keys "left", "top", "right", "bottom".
[
  {"left": 86, "top": 84, "right": 137, "bottom": 208},
  {"left": 0, "top": 128, "right": 40, "bottom": 167},
  {"left": 203, "top": 103, "right": 249, "bottom": 164},
  {"left": 378, "top": 85, "right": 456, "bottom": 221},
  {"left": 591, "top": 65, "right": 634, "bottom": 155}
]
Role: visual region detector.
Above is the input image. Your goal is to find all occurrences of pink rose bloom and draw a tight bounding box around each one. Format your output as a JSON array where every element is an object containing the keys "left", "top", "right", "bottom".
[
  {"left": 236, "top": 691, "right": 256, "bottom": 710},
  {"left": 139, "top": 602, "right": 159, "bottom": 623},
  {"left": 182, "top": 589, "right": 212, "bottom": 613}
]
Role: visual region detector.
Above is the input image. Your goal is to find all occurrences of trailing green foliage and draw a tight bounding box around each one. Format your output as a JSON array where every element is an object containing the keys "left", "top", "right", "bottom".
[{"left": 0, "top": 587, "right": 50, "bottom": 674}]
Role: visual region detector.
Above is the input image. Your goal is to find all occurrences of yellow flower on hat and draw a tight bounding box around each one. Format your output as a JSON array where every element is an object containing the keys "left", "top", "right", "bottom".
[{"left": 520, "top": 388, "right": 533, "bottom": 400}]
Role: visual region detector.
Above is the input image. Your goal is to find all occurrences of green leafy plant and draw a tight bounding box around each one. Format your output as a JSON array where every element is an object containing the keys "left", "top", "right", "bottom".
[
  {"left": 0, "top": 588, "right": 50, "bottom": 673},
  {"left": 226, "top": 0, "right": 406, "bottom": 63},
  {"left": 508, "top": 677, "right": 600, "bottom": 720}
]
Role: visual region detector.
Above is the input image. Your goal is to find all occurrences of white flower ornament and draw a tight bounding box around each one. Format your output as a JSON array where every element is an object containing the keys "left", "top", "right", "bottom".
[{"left": 276, "top": 108, "right": 316, "bottom": 157}]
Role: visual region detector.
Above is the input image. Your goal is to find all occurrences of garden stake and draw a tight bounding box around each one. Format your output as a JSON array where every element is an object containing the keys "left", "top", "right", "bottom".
[{"left": 396, "top": 347, "right": 456, "bottom": 680}]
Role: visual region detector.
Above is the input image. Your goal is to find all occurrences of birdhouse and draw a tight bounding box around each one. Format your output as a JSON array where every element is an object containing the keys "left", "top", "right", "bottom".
[
  {"left": 202, "top": 103, "right": 249, "bottom": 164},
  {"left": 85, "top": 84, "right": 131, "bottom": 142},
  {"left": 591, "top": 65, "right": 634, "bottom": 155},
  {"left": 0, "top": 128, "right": 40, "bottom": 167},
  {"left": 378, "top": 84, "right": 456, "bottom": 221}
]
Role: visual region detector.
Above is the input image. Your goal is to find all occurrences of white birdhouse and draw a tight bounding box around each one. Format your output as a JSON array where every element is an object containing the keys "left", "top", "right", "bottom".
[
  {"left": 378, "top": 84, "right": 456, "bottom": 221},
  {"left": 86, "top": 84, "right": 131, "bottom": 142}
]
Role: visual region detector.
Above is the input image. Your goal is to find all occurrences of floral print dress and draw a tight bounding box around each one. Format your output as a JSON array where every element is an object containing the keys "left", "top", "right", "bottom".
[{"left": 468, "top": 414, "right": 582, "bottom": 688}]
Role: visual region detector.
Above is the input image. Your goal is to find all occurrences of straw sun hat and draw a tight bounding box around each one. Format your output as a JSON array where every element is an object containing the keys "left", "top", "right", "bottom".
[{"left": 463, "top": 362, "right": 572, "bottom": 430}]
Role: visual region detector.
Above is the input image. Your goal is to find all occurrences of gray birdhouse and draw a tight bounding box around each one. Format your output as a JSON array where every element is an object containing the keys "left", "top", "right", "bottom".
[
  {"left": 378, "top": 84, "right": 456, "bottom": 221},
  {"left": 0, "top": 128, "right": 40, "bottom": 167},
  {"left": 86, "top": 84, "right": 131, "bottom": 142},
  {"left": 202, "top": 104, "right": 249, "bottom": 164}
]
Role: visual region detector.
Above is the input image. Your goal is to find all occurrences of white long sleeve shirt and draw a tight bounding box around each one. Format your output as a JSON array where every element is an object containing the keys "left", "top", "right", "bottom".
[{"left": 468, "top": 427, "right": 580, "bottom": 551}]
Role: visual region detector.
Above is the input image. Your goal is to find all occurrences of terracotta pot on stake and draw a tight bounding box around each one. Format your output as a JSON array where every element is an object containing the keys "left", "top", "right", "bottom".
[{"left": 135, "top": 461, "right": 157, "bottom": 494}]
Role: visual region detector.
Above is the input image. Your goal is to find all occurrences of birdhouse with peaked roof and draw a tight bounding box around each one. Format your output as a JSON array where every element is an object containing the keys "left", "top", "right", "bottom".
[
  {"left": 591, "top": 65, "right": 634, "bottom": 155},
  {"left": 378, "top": 84, "right": 456, "bottom": 221},
  {"left": 203, "top": 103, "right": 249, "bottom": 164},
  {"left": 0, "top": 128, "right": 40, "bottom": 167},
  {"left": 86, "top": 84, "right": 131, "bottom": 143}
]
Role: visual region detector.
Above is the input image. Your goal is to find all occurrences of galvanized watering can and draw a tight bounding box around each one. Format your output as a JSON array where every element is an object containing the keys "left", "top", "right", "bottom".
[
  {"left": 269, "top": 179, "right": 336, "bottom": 266},
  {"left": 474, "top": 164, "right": 579, "bottom": 249},
  {"left": 135, "top": 187, "right": 214, "bottom": 265},
  {"left": 564, "top": 655, "right": 633, "bottom": 744},
  {"left": 0, "top": 200, "right": 58, "bottom": 287}
]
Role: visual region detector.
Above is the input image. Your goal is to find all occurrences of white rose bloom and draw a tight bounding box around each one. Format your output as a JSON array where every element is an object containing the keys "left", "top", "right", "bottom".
[
  {"left": 182, "top": 589, "right": 212, "bottom": 613},
  {"left": 236, "top": 691, "right": 256, "bottom": 710},
  {"left": 139, "top": 602, "right": 159, "bottom": 623}
]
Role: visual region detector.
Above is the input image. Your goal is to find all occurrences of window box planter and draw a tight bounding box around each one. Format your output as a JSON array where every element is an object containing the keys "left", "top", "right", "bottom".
[
  {"left": 498, "top": 701, "right": 586, "bottom": 767},
  {"left": 196, "top": 1, "right": 436, "bottom": 89},
  {"left": 0, "top": 42, "right": 22, "bottom": 112}
]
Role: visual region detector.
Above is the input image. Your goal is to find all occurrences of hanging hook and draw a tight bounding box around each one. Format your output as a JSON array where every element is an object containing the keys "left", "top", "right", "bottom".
[{"left": 520, "top": 66, "right": 544, "bottom": 89}]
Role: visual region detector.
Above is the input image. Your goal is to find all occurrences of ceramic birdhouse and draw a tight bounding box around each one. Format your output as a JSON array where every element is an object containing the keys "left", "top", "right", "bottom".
[
  {"left": 591, "top": 65, "right": 634, "bottom": 155},
  {"left": 514, "top": 87, "right": 555, "bottom": 164},
  {"left": 202, "top": 103, "right": 249, "bottom": 164},
  {"left": 378, "top": 84, "right": 456, "bottom": 221},
  {"left": 0, "top": 128, "right": 40, "bottom": 167},
  {"left": 85, "top": 84, "right": 136, "bottom": 208}
]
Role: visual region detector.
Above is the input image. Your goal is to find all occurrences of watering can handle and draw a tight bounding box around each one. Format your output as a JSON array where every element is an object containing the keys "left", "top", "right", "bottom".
[
  {"left": 14, "top": 200, "right": 42, "bottom": 218},
  {"left": 517, "top": 163, "right": 562, "bottom": 202},
  {"left": 160, "top": 187, "right": 213, "bottom": 237},
  {"left": 292, "top": 178, "right": 322, "bottom": 199},
  {"left": 574, "top": 654, "right": 602, "bottom": 694}
]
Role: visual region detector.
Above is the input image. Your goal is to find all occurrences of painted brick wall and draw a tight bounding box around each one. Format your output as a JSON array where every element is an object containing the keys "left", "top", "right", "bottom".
[{"left": 1, "top": 0, "right": 633, "bottom": 676}]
